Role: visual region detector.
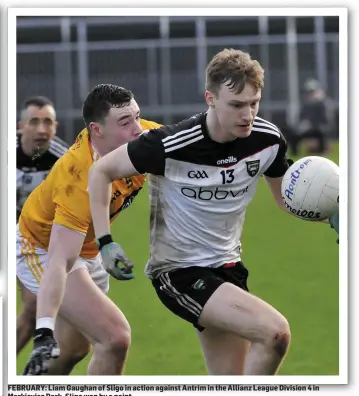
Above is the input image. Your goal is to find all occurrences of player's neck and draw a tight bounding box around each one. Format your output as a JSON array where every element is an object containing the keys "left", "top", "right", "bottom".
[
  {"left": 91, "top": 138, "right": 107, "bottom": 158},
  {"left": 206, "top": 108, "right": 237, "bottom": 143}
]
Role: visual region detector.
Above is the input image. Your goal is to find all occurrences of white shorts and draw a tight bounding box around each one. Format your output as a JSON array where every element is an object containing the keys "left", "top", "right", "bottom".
[{"left": 16, "top": 225, "right": 109, "bottom": 295}]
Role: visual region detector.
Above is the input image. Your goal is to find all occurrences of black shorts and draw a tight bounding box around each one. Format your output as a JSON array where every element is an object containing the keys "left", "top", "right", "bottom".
[{"left": 152, "top": 261, "right": 249, "bottom": 331}]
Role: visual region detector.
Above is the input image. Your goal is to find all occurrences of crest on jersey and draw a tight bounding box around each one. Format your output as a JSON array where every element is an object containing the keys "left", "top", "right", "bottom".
[{"left": 246, "top": 160, "right": 260, "bottom": 177}]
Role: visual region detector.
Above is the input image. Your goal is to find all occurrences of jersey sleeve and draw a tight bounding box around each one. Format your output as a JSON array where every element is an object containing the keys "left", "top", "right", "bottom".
[
  {"left": 52, "top": 162, "right": 91, "bottom": 234},
  {"left": 127, "top": 127, "right": 167, "bottom": 175},
  {"left": 263, "top": 133, "right": 290, "bottom": 178}
]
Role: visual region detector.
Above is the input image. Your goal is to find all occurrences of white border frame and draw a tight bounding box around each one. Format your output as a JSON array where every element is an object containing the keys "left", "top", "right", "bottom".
[{"left": 7, "top": 6, "right": 348, "bottom": 388}]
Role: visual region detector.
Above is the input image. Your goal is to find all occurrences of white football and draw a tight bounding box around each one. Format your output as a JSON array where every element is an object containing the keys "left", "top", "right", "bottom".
[{"left": 281, "top": 156, "right": 339, "bottom": 221}]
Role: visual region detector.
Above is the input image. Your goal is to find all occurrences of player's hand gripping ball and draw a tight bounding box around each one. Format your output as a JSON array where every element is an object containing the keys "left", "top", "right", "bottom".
[{"left": 281, "top": 156, "right": 339, "bottom": 221}]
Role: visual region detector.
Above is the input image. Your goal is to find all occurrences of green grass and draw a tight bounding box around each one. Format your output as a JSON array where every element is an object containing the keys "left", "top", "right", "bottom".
[{"left": 16, "top": 144, "right": 340, "bottom": 375}]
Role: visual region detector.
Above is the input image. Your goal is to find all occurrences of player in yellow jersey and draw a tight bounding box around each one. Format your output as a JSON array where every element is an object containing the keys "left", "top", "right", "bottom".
[{"left": 18, "top": 84, "right": 161, "bottom": 375}]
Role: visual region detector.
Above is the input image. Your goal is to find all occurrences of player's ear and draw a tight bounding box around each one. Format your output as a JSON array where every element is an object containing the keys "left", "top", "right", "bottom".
[
  {"left": 88, "top": 122, "right": 101, "bottom": 137},
  {"left": 18, "top": 120, "right": 24, "bottom": 131},
  {"left": 205, "top": 90, "right": 215, "bottom": 107}
]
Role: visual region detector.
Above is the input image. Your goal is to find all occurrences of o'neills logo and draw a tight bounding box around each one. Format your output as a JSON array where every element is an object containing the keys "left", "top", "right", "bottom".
[{"left": 217, "top": 156, "right": 237, "bottom": 165}]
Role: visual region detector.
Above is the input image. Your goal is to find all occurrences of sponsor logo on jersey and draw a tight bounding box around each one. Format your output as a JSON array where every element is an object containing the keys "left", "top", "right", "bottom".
[
  {"left": 181, "top": 186, "right": 249, "bottom": 201},
  {"left": 110, "top": 188, "right": 142, "bottom": 219},
  {"left": 111, "top": 189, "right": 122, "bottom": 204},
  {"left": 187, "top": 170, "right": 209, "bottom": 179},
  {"left": 217, "top": 156, "right": 237, "bottom": 165},
  {"left": 246, "top": 160, "right": 260, "bottom": 177}
]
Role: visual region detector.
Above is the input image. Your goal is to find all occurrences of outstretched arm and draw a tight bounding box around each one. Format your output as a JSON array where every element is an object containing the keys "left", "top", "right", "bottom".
[
  {"left": 88, "top": 144, "right": 140, "bottom": 239},
  {"left": 264, "top": 175, "right": 288, "bottom": 212}
]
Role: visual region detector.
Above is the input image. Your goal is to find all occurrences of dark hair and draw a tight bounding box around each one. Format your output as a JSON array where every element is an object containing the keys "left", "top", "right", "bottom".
[
  {"left": 205, "top": 48, "right": 264, "bottom": 96},
  {"left": 22, "top": 95, "right": 54, "bottom": 110},
  {"left": 82, "top": 84, "right": 134, "bottom": 129}
]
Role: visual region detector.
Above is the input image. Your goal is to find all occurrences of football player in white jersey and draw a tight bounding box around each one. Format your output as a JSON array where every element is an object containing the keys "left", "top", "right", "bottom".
[{"left": 88, "top": 49, "right": 338, "bottom": 376}]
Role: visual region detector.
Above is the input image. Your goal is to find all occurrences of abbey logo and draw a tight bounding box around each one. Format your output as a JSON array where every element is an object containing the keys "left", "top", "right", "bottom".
[{"left": 246, "top": 160, "right": 260, "bottom": 177}]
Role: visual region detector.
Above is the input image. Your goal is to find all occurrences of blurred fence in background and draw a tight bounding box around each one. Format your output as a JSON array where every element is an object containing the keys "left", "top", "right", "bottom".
[{"left": 17, "top": 15, "right": 339, "bottom": 144}]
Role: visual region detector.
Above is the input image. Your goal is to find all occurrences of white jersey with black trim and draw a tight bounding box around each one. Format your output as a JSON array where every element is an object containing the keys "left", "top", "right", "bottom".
[
  {"left": 16, "top": 134, "right": 69, "bottom": 218},
  {"left": 127, "top": 112, "right": 290, "bottom": 278}
]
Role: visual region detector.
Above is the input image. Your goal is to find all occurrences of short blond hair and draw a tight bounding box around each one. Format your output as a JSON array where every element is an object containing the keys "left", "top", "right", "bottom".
[{"left": 205, "top": 48, "right": 264, "bottom": 96}]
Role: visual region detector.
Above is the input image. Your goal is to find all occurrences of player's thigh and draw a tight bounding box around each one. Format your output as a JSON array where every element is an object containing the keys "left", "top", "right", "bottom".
[
  {"left": 54, "top": 315, "right": 90, "bottom": 358},
  {"left": 198, "top": 282, "right": 289, "bottom": 344},
  {"left": 58, "top": 267, "right": 130, "bottom": 346},
  {"left": 197, "top": 327, "right": 250, "bottom": 374}
]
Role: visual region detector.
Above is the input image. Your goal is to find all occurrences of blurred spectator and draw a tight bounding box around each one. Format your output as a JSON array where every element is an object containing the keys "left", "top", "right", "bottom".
[
  {"left": 289, "top": 79, "right": 336, "bottom": 155},
  {"left": 16, "top": 96, "right": 69, "bottom": 221}
]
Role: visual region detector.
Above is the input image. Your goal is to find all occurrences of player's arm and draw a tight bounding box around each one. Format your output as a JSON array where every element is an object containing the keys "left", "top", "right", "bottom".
[
  {"left": 88, "top": 145, "right": 140, "bottom": 238},
  {"left": 88, "top": 128, "right": 166, "bottom": 278},
  {"left": 36, "top": 224, "right": 85, "bottom": 325},
  {"left": 88, "top": 145, "right": 143, "bottom": 280},
  {"left": 88, "top": 128, "right": 165, "bottom": 239},
  {"left": 262, "top": 132, "right": 292, "bottom": 212},
  {"left": 264, "top": 175, "right": 287, "bottom": 211}
]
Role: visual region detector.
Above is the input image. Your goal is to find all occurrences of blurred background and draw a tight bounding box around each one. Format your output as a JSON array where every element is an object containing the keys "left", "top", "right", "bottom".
[
  {"left": 16, "top": 15, "right": 340, "bottom": 376},
  {"left": 17, "top": 15, "right": 339, "bottom": 149}
]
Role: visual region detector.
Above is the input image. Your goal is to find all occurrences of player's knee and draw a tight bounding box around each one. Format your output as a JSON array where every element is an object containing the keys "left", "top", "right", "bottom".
[
  {"left": 108, "top": 327, "right": 131, "bottom": 355},
  {"left": 99, "top": 324, "right": 131, "bottom": 358},
  {"left": 269, "top": 319, "right": 291, "bottom": 358},
  {"left": 92, "top": 312, "right": 132, "bottom": 360}
]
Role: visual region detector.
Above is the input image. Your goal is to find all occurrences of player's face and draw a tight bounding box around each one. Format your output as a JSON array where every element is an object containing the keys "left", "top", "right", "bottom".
[
  {"left": 207, "top": 82, "right": 261, "bottom": 139},
  {"left": 19, "top": 105, "right": 57, "bottom": 152},
  {"left": 101, "top": 99, "right": 142, "bottom": 152}
]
